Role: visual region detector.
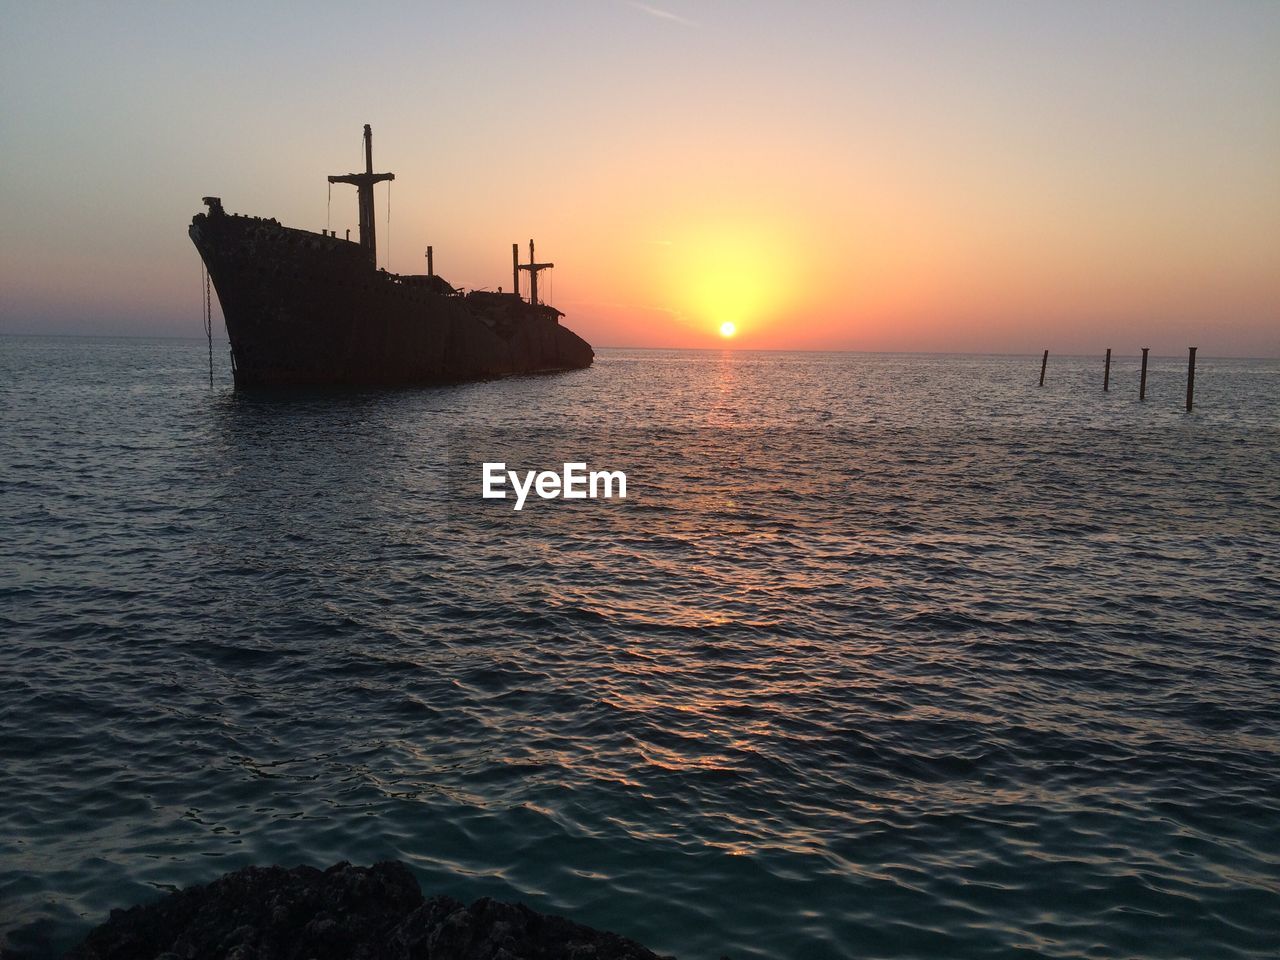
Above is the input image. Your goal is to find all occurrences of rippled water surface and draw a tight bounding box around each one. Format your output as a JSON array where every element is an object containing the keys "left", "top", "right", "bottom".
[{"left": 2, "top": 336, "right": 1279, "bottom": 959}]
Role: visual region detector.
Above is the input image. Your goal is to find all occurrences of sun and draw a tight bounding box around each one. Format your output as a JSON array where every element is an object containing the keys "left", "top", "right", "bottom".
[{"left": 719, "top": 321, "right": 737, "bottom": 338}]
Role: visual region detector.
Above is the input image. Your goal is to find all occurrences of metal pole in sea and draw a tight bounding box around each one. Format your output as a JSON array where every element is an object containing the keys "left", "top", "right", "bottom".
[
  {"left": 1039, "top": 349, "right": 1048, "bottom": 387},
  {"left": 1104, "top": 348, "right": 1111, "bottom": 392},
  {"left": 1139, "top": 348, "right": 1149, "bottom": 401},
  {"left": 1186, "top": 347, "right": 1197, "bottom": 412}
]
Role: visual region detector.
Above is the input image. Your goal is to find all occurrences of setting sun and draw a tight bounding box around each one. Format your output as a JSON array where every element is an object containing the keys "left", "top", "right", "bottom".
[{"left": 719, "top": 321, "right": 737, "bottom": 338}]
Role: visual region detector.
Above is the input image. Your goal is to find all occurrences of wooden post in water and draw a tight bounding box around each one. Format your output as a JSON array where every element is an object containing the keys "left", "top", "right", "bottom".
[
  {"left": 1139, "top": 348, "right": 1149, "bottom": 401},
  {"left": 426, "top": 245, "right": 434, "bottom": 277},
  {"left": 1103, "top": 348, "right": 1111, "bottom": 391},
  {"left": 1039, "top": 349, "right": 1048, "bottom": 387},
  {"left": 1186, "top": 346, "right": 1197, "bottom": 412}
]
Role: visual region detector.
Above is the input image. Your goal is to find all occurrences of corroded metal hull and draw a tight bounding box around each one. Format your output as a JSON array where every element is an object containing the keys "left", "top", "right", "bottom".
[{"left": 189, "top": 207, "right": 593, "bottom": 388}]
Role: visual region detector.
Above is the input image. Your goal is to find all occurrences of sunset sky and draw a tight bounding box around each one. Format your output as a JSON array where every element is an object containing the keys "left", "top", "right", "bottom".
[{"left": 2, "top": 1, "right": 1278, "bottom": 354}]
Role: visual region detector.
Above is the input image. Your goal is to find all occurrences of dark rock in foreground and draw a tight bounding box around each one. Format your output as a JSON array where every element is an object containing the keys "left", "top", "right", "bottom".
[{"left": 68, "top": 861, "right": 671, "bottom": 960}]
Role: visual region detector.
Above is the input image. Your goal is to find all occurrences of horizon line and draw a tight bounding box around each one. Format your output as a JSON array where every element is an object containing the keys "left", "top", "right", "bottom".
[{"left": 1, "top": 332, "right": 1275, "bottom": 361}]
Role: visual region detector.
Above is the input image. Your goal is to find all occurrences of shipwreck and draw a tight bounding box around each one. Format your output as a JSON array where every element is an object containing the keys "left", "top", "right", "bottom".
[{"left": 189, "top": 124, "right": 593, "bottom": 387}]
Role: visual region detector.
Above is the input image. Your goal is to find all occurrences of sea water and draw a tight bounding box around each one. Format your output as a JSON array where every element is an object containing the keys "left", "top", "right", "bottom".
[{"left": 1, "top": 336, "right": 1278, "bottom": 959}]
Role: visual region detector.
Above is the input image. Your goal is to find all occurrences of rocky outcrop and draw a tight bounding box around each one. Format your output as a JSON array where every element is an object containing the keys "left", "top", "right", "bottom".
[{"left": 67, "top": 861, "right": 670, "bottom": 960}]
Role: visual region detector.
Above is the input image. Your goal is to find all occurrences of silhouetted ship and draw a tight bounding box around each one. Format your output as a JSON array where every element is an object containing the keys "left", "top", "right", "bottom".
[{"left": 189, "top": 124, "right": 593, "bottom": 387}]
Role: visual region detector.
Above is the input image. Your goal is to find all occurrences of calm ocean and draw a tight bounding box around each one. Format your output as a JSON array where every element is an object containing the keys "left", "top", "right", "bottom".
[{"left": 2, "top": 336, "right": 1278, "bottom": 959}]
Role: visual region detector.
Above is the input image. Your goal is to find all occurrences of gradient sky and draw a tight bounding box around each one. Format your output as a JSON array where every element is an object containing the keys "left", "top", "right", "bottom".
[{"left": 2, "top": 1, "right": 1277, "bottom": 354}]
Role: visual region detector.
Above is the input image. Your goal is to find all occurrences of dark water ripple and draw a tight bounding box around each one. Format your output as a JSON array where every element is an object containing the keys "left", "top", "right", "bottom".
[{"left": 2, "top": 337, "right": 1279, "bottom": 959}]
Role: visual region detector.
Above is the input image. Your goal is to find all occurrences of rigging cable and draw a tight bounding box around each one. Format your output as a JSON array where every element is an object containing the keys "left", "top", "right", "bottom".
[
  {"left": 386, "top": 179, "right": 392, "bottom": 271},
  {"left": 202, "top": 262, "right": 213, "bottom": 387}
]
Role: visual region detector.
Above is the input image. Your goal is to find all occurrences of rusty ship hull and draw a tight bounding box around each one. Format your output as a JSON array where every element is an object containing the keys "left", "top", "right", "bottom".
[{"left": 188, "top": 125, "right": 593, "bottom": 388}]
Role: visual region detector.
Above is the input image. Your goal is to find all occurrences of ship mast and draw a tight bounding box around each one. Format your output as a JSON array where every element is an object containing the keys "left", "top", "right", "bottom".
[
  {"left": 328, "top": 124, "right": 395, "bottom": 270},
  {"left": 516, "top": 239, "right": 554, "bottom": 306}
]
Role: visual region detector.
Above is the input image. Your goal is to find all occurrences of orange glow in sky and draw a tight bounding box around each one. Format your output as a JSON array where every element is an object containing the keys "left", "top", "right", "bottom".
[{"left": 1, "top": 3, "right": 1278, "bottom": 355}]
